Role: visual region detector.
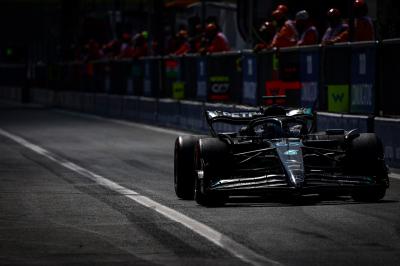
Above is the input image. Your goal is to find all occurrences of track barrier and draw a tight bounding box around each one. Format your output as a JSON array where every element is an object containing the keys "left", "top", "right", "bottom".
[{"left": 2, "top": 39, "right": 400, "bottom": 166}]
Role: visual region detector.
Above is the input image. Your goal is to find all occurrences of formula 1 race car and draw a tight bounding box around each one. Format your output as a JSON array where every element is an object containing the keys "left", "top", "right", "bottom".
[{"left": 174, "top": 105, "right": 389, "bottom": 206}]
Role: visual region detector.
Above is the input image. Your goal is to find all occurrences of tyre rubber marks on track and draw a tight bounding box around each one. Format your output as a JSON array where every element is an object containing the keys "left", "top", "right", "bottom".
[{"left": 0, "top": 128, "right": 281, "bottom": 266}]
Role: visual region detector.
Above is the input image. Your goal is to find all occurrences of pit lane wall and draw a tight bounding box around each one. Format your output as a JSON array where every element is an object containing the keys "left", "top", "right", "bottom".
[{"left": 2, "top": 40, "right": 400, "bottom": 167}]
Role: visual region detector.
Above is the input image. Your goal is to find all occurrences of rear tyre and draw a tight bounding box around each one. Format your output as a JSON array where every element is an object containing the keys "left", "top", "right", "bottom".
[
  {"left": 347, "top": 133, "right": 388, "bottom": 202},
  {"left": 194, "top": 139, "right": 228, "bottom": 207},
  {"left": 174, "top": 135, "right": 203, "bottom": 200}
]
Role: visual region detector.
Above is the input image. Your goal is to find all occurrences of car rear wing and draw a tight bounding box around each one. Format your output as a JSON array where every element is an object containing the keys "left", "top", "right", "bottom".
[{"left": 205, "top": 108, "right": 314, "bottom": 137}]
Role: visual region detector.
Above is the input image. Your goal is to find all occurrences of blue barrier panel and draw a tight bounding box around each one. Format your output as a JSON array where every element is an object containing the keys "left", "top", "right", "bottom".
[
  {"left": 70, "top": 63, "right": 83, "bottom": 92},
  {"left": 108, "top": 95, "right": 124, "bottom": 117},
  {"left": 65, "top": 91, "right": 82, "bottom": 110},
  {"left": 30, "top": 88, "right": 54, "bottom": 106},
  {"left": 137, "top": 96, "right": 157, "bottom": 123},
  {"left": 81, "top": 93, "right": 96, "bottom": 113},
  {"left": 300, "top": 45, "right": 320, "bottom": 108},
  {"left": 110, "top": 60, "right": 130, "bottom": 95},
  {"left": 0, "top": 86, "right": 22, "bottom": 101},
  {"left": 316, "top": 112, "right": 369, "bottom": 132},
  {"left": 126, "top": 60, "right": 143, "bottom": 96},
  {"left": 142, "top": 57, "right": 161, "bottom": 97},
  {"left": 104, "top": 64, "right": 111, "bottom": 94},
  {"left": 206, "top": 52, "right": 242, "bottom": 103},
  {"left": 182, "top": 54, "right": 198, "bottom": 100},
  {"left": 0, "top": 64, "right": 25, "bottom": 87},
  {"left": 196, "top": 56, "right": 207, "bottom": 101},
  {"left": 323, "top": 43, "right": 351, "bottom": 113},
  {"left": 57, "top": 63, "right": 67, "bottom": 91},
  {"left": 61, "top": 64, "right": 72, "bottom": 91},
  {"left": 122, "top": 96, "right": 139, "bottom": 120},
  {"left": 179, "top": 100, "right": 206, "bottom": 132},
  {"left": 157, "top": 98, "right": 180, "bottom": 127},
  {"left": 242, "top": 51, "right": 258, "bottom": 106},
  {"left": 379, "top": 39, "right": 400, "bottom": 116},
  {"left": 82, "top": 63, "right": 95, "bottom": 92},
  {"left": 33, "top": 64, "right": 48, "bottom": 89},
  {"left": 94, "top": 93, "right": 109, "bottom": 116},
  {"left": 350, "top": 41, "right": 376, "bottom": 114},
  {"left": 375, "top": 117, "right": 400, "bottom": 168},
  {"left": 93, "top": 60, "right": 107, "bottom": 93},
  {"left": 54, "top": 91, "right": 66, "bottom": 107}
]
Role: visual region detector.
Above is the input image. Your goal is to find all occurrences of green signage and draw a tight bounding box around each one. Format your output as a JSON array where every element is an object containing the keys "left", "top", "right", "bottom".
[
  {"left": 209, "top": 76, "right": 229, "bottom": 83},
  {"left": 328, "top": 84, "right": 349, "bottom": 113},
  {"left": 172, "top": 82, "right": 185, "bottom": 100}
]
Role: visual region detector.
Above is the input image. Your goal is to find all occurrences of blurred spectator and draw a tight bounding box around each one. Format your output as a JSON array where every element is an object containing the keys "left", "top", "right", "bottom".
[
  {"left": 119, "top": 33, "right": 134, "bottom": 58},
  {"left": 201, "top": 23, "right": 230, "bottom": 54},
  {"left": 270, "top": 4, "right": 298, "bottom": 48},
  {"left": 172, "top": 30, "right": 190, "bottom": 55},
  {"left": 166, "top": 32, "right": 178, "bottom": 54},
  {"left": 253, "top": 21, "right": 275, "bottom": 52},
  {"left": 295, "top": 10, "right": 319, "bottom": 46},
  {"left": 102, "top": 39, "right": 121, "bottom": 59},
  {"left": 189, "top": 23, "right": 203, "bottom": 53},
  {"left": 353, "top": 0, "right": 375, "bottom": 41},
  {"left": 322, "top": 8, "right": 349, "bottom": 45},
  {"left": 84, "top": 39, "right": 102, "bottom": 61},
  {"left": 131, "top": 31, "right": 149, "bottom": 58}
]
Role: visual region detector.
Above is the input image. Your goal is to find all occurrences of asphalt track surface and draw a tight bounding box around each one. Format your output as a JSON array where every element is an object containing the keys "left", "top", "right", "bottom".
[{"left": 0, "top": 101, "right": 400, "bottom": 266}]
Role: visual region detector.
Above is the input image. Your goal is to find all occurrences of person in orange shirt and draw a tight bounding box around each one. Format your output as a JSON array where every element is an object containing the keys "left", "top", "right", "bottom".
[
  {"left": 322, "top": 8, "right": 349, "bottom": 45},
  {"left": 353, "top": 0, "right": 375, "bottom": 41},
  {"left": 202, "top": 23, "right": 230, "bottom": 53},
  {"left": 295, "top": 10, "right": 319, "bottom": 46},
  {"left": 270, "top": 4, "right": 298, "bottom": 48}
]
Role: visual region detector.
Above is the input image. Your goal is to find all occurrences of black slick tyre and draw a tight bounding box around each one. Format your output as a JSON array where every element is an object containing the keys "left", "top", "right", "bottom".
[
  {"left": 194, "top": 138, "right": 228, "bottom": 207},
  {"left": 174, "top": 135, "right": 203, "bottom": 200},
  {"left": 347, "top": 133, "right": 388, "bottom": 202}
]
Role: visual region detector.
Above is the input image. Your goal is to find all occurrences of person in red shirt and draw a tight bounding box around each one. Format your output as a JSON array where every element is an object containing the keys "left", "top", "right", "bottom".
[
  {"left": 270, "top": 4, "right": 298, "bottom": 48},
  {"left": 84, "top": 39, "right": 102, "bottom": 61},
  {"left": 253, "top": 21, "right": 275, "bottom": 52},
  {"left": 295, "top": 10, "right": 318, "bottom": 46},
  {"left": 119, "top": 33, "right": 135, "bottom": 58},
  {"left": 189, "top": 23, "right": 203, "bottom": 53},
  {"left": 172, "top": 30, "right": 191, "bottom": 55},
  {"left": 353, "top": 0, "right": 375, "bottom": 41},
  {"left": 322, "top": 8, "right": 349, "bottom": 45},
  {"left": 202, "top": 23, "right": 230, "bottom": 54},
  {"left": 102, "top": 39, "right": 121, "bottom": 59}
]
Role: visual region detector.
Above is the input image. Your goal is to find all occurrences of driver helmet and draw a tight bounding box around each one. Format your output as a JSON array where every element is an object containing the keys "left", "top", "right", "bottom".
[{"left": 263, "top": 123, "right": 283, "bottom": 139}]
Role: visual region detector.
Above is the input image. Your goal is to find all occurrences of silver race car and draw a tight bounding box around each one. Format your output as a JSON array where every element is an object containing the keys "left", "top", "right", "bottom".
[{"left": 174, "top": 105, "right": 389, "bottom": 206}]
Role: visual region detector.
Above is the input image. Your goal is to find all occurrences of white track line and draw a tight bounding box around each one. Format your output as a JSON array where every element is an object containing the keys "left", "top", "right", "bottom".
[
  {"left": 0, "top": 128, "right": 280, "bottom": 266},
  {"left": 389, "top": 171, "right": 400, "bottom": 180}
]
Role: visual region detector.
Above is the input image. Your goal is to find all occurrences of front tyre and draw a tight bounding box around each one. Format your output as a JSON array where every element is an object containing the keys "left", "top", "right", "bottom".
[
  {"left": 174, "top": 135, "right": 203, "bottom": 200},
  {"left": 194, "top": 140, "right": 228, "bottom": 207}
]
